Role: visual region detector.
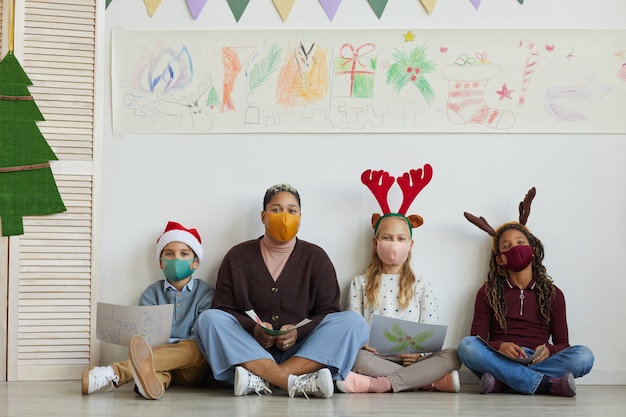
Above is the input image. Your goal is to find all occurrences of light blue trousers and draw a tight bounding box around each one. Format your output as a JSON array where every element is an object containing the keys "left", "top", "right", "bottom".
[
  {"left": 194, "top": 309, "right": 369, "bottom": 383},
  {"left": 457, "top": 335, "right": 594, "bottom": 394}
]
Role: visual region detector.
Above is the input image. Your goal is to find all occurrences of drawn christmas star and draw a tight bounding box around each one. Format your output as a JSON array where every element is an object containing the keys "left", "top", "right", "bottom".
[
  {"left": 403, "top": 31, "right": 415, "bottom": 42},
  {"left": 496, "top": 83, "right": 514, "bottom": 100}
]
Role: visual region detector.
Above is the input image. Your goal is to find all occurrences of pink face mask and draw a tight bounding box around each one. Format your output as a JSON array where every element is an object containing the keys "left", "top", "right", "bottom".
[
  {"left": 376, "top": 240, "right": 411, "bottom": 266},
  {"left": 500, "top": 245, "right": 533, "bottom": 272}
]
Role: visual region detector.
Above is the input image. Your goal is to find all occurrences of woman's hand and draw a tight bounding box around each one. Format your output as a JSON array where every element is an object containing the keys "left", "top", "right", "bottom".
[
  {"left": 275, "top": 325, "right": 298, "bottom": 351},
  {"left": 254, "top": 322, "right": 275, "bottom": 349}
]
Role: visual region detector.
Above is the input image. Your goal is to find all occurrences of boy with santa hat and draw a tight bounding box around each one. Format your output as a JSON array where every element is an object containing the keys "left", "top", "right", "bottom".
[{"left": 82, "top": 221, "right": 214, "bottom": 399}]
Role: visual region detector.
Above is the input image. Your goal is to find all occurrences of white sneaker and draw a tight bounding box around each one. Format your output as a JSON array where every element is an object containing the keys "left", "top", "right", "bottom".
[
  {"left": 81, "top": 366, "right": 119, "bottom": 395},
  {"left": 234, "top": 366, "right": 272, "bottom": 396},
  {"left": 288, "top": 368, "right": 334, "bottom": 399}
]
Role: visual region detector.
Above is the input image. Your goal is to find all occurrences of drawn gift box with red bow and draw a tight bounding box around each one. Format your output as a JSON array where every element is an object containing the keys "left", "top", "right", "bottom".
[{"left": 333, "top": 43, "right": 377, "bottom": 98}]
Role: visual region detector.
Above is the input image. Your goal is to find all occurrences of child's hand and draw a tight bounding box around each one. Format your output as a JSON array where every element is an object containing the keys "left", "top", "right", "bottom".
[
  {"left": 499, "top": 342, "right": 526, "bottom": 359},
  {"left": 397, "top": 353, "right": 425, "bottom": 367},
  {"left": 362, "top": 344, "right": 378, "bottom": 354},
  {"left": 530, "top": 344, "right": 549, "bottom": 364}
]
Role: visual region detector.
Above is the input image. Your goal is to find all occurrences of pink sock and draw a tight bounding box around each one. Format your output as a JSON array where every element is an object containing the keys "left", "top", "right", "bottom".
[{"left": 368, "top": 376, "right": 392, "bottom": 393}]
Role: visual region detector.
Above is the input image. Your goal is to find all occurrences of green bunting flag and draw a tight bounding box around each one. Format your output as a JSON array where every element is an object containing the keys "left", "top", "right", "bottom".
[
  {"left": 227, "top": 0, "right": 250, "bottom": 22},
  {"left": 367, "top": 0, "right": 388, "bottom": 19}
]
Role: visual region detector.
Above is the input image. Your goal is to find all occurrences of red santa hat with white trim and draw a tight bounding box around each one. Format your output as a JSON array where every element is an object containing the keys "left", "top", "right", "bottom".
[{"left": 156, "top": 221, "right": 203, "bottom": 262}]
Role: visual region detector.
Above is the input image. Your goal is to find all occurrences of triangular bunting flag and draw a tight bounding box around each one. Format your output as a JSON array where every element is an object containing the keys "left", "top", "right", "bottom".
[
  {"left": 518, "top": 0, "right": 524, "bottom": 4},
  {"left": 469, "top": 0, "right": 481, "bottom": 10},
  {"left": 273, "top": 0, "right": 296, "bottom": 22},
  {"left": 226, "top": 0, "right": 250, "bottom": 22},
  {"left": 106, "top": 0, "right": 112, "bottom": 8},
  {"left": 186, "top": 0, "right": 209, "bottom": 20},
  {"left": 143, "top": 0, "right": 162, "bottom": 17},
  {"left": 419, "top": 0, "right": 437, "bottom": 14},
  {"left": 367, "top": 0, "right": 388, "bottom": 19},
  {"left": 319, "top": 0, "right": 341, "bottom": 21}
]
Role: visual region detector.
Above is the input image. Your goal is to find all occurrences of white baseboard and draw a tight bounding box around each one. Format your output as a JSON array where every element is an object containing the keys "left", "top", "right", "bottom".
[{"left": 458, "top": 368, "right": 626, "bottom": 385}]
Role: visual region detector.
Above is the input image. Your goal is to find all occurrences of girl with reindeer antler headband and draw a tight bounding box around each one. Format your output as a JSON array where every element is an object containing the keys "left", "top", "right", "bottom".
[
  {"left": 457, "top": 187, "right": 594, "bottom": 397},
  {"left": 336, "top": 164, "right": 462, "bottom": 395}
]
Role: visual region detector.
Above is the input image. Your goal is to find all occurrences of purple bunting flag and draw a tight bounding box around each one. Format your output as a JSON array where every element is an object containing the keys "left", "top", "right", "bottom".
[
  {"left": 186, "top": 0, "right": 209, "bottom": 20},
  {"left": 319, "top": 0, "right": 341, "bottom": 21}
]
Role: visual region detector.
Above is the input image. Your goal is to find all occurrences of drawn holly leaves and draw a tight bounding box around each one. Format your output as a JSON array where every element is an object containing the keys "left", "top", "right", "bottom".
[
  {"left": 386, "top": 44, "right": 436, "bottom": 104},
  {"left": 384, "top": 321, "right": 434, "bottom": 353}
]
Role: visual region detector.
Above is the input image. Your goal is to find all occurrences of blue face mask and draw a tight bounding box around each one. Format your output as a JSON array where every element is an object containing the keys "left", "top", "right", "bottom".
[{"left": 161, "top": 258, "right": 196, "bottom": 281}]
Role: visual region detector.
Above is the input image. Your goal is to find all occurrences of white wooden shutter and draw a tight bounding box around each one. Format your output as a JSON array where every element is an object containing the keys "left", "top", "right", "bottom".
[
  {"left": 0, "top": 0, "right": 6, "bottom": 383},
  {"left": 5, "top": 0, "right": 101, "bottom": 381}
]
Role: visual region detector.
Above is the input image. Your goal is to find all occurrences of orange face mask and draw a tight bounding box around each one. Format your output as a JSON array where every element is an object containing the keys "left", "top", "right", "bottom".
[{"left": 264, "top": 211, "right": 300, "bottom": 242}]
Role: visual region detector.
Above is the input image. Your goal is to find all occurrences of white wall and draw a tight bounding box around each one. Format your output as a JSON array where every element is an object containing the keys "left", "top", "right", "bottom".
[{"left": 101, "top": 0, "right": 626, "bottom": 384}]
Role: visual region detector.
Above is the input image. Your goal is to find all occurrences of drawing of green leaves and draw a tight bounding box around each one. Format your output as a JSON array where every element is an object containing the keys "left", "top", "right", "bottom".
[
  {"left": 386, "top": 44, "right": 436, "bottom": 104},
  {"left": 408, "top": 329, "right": 434, "bottom": 352},
  {"left": 384, "top": 322, "right": 409, "bottom": 352},
  {"left": 384, "top": 321, "right": 407, "bottom": 341},
  {"left": 249, "top": 43, "right": 282, "bottom": 95},
  {"left": 383, "top": 322, "right": 435, "bottom": 352}
]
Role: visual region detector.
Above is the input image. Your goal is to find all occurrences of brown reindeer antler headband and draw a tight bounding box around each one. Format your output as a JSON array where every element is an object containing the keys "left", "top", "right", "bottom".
[
  {"left": 361, "top": 164, "right": 433, "bottom": 236},
  {"left": 464, "top": 187, "right": 536, "bottom": 250}
]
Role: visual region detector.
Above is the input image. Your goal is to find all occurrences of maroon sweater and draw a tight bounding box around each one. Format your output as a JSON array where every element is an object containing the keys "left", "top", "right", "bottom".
[
  {"left": 469, "top": 279, "right": 570, "bottom": 355},
  {"left": 214, "top": 237, "right": 341, "bottom": 340}
]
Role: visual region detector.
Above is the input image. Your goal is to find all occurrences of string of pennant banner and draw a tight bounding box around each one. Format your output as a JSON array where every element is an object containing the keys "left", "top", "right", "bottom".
[{"left": 105, "top": 0, "right": 527, "bottom": 21}]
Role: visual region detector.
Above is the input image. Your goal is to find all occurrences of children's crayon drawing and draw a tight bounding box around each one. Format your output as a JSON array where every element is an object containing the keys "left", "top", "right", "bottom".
[
  {"left": 112, "top": 29, "right": 626, "bottom": 134},
  {"left": 96, "top": 302, "right": 173, "bottom": 347}
]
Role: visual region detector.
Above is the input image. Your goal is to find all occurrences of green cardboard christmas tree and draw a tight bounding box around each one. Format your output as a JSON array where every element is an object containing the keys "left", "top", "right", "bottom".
[{"left": 0, "top": 7, "right": 66, "bottom": 236}]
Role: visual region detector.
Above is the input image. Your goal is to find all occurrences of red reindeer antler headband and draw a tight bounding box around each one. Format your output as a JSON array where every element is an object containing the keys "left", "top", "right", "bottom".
[
  {"left": 361, "top": 164, "right": 433, "bottom": 235},
  {"left": 464, "top": 187, "right": 536, "bottom": 250}
]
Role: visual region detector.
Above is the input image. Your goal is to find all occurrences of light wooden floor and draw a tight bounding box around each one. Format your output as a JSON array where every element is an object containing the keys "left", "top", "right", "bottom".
[{"left": 1, "top": 380, "right": 624, "bottom": 417}]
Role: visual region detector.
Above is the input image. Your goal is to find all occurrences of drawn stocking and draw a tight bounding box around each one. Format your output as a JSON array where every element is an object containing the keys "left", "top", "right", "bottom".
[{"left": 441, "top": 64, "right": 515, "bottom": 129}]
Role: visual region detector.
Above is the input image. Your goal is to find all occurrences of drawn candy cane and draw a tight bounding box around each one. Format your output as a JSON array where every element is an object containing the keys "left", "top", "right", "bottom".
[{"left": 518, "top": 40, "right": 539, "bottom": 105}]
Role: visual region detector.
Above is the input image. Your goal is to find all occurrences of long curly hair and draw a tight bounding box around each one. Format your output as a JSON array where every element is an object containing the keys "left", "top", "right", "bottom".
[
  {"left": 486, "top": 223, "right": 555, "bottom": 330},
  {"left": 364, "top": 218, "right": 416, "bottom": 310}
]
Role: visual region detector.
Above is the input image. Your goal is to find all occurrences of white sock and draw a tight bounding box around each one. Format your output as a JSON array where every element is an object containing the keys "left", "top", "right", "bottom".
[{"left": 287, "top": 374, "right": 298, "bottom": 392}]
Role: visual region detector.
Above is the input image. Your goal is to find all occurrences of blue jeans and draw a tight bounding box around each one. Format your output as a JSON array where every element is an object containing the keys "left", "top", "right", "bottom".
[{"left": 457, "top": 336, "right": 594, "bottom": 394}]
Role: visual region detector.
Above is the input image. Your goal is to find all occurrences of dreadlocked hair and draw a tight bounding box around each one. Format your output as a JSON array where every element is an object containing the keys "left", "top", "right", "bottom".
[
  {"left": 486, "top": 223, "right": 555, "bottom": 331},
  {"left": 364, "top": 248, "right": 416, "bottom": 310}
]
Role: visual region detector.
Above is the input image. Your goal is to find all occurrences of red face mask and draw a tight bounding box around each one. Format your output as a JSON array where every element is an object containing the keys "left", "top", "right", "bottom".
[{"left": 500, "top": 245, "right": 533, "bottom": 272}]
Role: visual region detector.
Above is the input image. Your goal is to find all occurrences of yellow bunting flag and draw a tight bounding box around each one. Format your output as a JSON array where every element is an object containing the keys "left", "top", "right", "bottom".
[
  {"left": 143, "top": 0, "right": 163, "bottom": 17},
  {"left": 273, "top": 0, "right": 296, "bottom": 21},
  {"left": 419, "top": 0, "right": 437, "bottom": 15}
]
